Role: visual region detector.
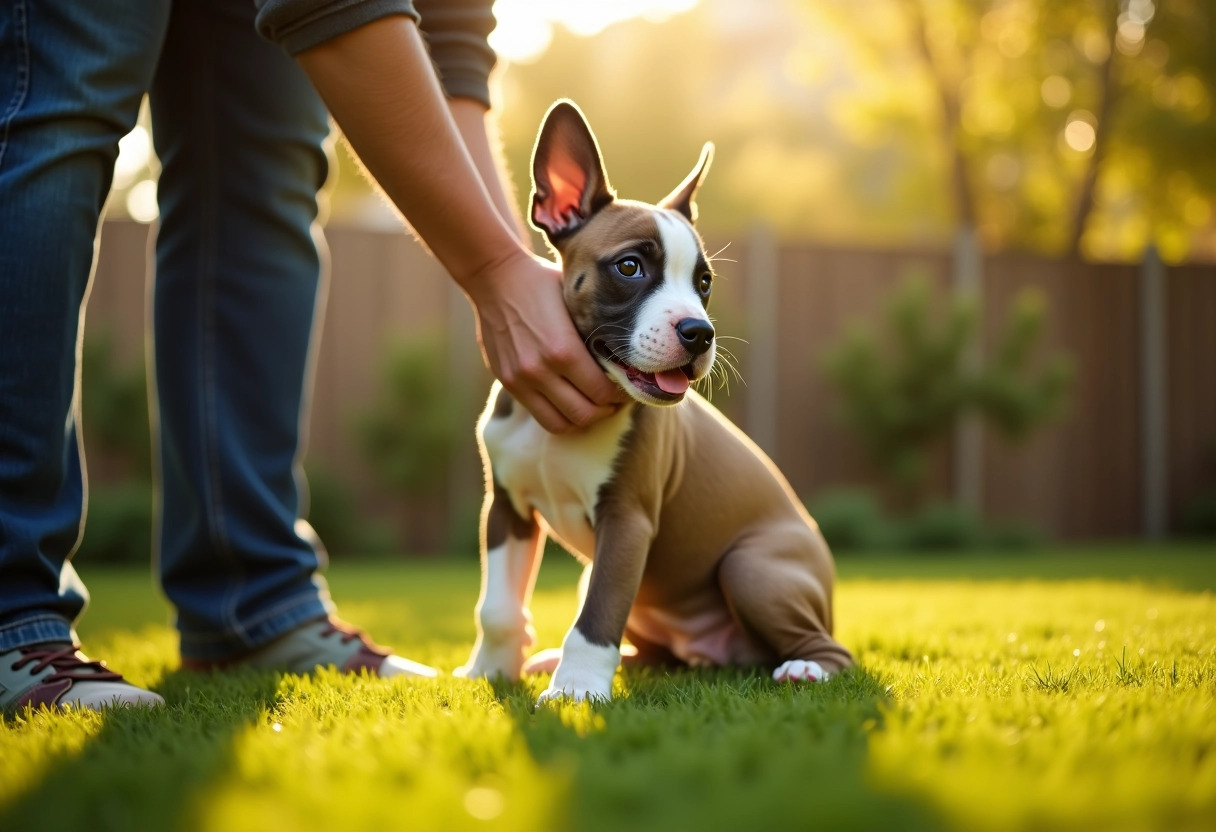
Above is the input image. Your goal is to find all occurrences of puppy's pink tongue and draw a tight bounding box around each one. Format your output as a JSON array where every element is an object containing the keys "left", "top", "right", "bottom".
[{"left": 654, "top": 369, "right": 690, "bottom": 395}]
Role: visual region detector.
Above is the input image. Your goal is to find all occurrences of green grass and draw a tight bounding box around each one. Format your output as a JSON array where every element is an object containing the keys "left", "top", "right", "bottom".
[{"left": 2, "top": 542, "right": 1214, "bottom": 831}]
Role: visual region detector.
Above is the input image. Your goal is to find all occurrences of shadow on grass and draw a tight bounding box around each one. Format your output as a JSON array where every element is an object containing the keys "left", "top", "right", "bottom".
[
  {"left": 507, "top": 665, "right": 945, "bottom": 832},
  {"left": 0, "top": 669, "right": 283, "bottom": 830}
]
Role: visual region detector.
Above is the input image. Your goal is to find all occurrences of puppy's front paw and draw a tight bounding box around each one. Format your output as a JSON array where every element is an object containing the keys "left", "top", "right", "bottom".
[
  {"left": 772, "top": 659, "right": 828, "bottom": 683},
  {"left": 535, "top": 628, "right": 620, "bottom": 706},
  {"left": 535, "top": 677, "right": 612, "bottom": 706}
]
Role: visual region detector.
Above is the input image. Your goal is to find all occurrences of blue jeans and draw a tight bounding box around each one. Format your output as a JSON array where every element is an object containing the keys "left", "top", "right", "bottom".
[{"left": 0, "top": 0, "right": 336, "bottom": 660}]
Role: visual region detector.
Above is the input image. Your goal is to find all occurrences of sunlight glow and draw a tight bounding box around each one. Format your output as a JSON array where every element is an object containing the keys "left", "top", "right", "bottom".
[
  {"left": 1063, "top": 112, "right": 1097, "bottom": 153},
  {"left": 1040, "top": 75, "right": 1072, "bottom": 109},
  {"left": 1115, "top": 1, "right": 1160, "bottom": 58},
  {"left": 463, "top": 786, "right": 505, "bottom": 821},
  {"left": 986, "top": 153, "right": 1020, "bottom": 190},
  {"left": 126, "top": 179, "right": 159, "bottom": 223},
  {"left": 114, "top": 126, "right": 152, "bottom": 190},
  {"left": 490, "top": 0, "right": 699, "bottom": 63}
]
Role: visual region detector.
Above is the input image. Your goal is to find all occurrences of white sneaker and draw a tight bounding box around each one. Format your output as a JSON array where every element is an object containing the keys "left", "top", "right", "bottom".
[{"left": 1, "top": 643, "right": 164, "bottom": 713}]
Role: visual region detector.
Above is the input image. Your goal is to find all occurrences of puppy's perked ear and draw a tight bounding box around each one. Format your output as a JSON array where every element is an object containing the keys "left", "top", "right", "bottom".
[
  {"left": 530, "top": 100, "right": 615, "bottom": 241},
  {"left": 659, "top": 142, "right": 714, "bottom": 224}
]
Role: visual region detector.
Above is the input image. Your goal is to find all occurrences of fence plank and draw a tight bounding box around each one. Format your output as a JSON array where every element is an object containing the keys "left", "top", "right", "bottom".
[{"left": 1167, "top": 263, "right": 1216, "bottom": 531}]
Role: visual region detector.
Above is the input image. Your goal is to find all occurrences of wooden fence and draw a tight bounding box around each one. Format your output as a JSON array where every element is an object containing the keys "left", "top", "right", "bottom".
[{"left": 89, "top": 220, "right": 1216, "bottom": 546}]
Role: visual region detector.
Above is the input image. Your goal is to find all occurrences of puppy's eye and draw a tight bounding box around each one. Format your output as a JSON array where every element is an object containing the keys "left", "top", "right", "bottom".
[
  {"left": 614, "top": 258, "right": 644, "bottom": 279},
  {"left": 698, "top": 272, "right": 713, "bottom": 295}
]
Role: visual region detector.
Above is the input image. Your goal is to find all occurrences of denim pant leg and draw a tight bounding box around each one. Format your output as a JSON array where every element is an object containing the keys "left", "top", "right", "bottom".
[
  {"left": 0, "top": 2, "right": 167, "bottom": 651},
  {"left": 149, "top": 0, "right": 335, "bottom": 661}
]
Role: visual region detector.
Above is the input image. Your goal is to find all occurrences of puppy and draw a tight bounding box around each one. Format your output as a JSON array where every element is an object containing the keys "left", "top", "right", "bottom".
[{"left": 457, "top": 101, "right": 853, "bottom": 704}]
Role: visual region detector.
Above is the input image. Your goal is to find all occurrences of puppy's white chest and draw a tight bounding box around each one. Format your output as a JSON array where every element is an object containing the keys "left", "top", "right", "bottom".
[{"left": 481, "top": 392, "right": 632, "bottom": 557}]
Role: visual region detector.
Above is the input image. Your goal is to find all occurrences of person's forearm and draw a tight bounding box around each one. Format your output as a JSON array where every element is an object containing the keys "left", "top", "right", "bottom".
[
  {"left": 296, "top": 15, "right": 526, "bottom": 288},
  {"left": 448, "top": 97, "right": 527, "bottom": 241}
]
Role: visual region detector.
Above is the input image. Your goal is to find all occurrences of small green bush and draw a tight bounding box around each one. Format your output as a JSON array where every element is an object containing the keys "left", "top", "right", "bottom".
[
  {"left": 895, "top": 501, "right": 984, "bottom": 551},
  {"left": 303, "top": 465, "right": 396, "bottom": 557},
  {"left": 1178, "top": 437, "right": 1216, "bottom": 538},
  {"left": 806, "top": 489, "right": 890, "bottom": 552},
  {"left": 77, "top": 332, "right": 156, "bottom": 565},
  {"left": 78, "top": 480, "right": 154, "bottom": 565},
  {"left": 1180, "top": 490, "right": 1216, "bottom": 537},
  {"left": 80, "top": 333, "right": 152, "bottom": 478},
  {"left": 355, "top": 337, "right": 460, "bottom": 497},
  {"left": 984, "top": 520, "right": 1045, "bottom": 550},
  {"left": 820, "top": 275, "right": 1071, "bottom": 504},
  {"left": 807, "top": 489, "right": 1044, "bottom": 553}
]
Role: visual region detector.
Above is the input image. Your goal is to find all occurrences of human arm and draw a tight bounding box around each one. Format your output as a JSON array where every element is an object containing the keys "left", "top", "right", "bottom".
[
  {"left": 409, "top": 0, "right": 528, "bottom": 236},
  {"left": 448, "top": 97, "right": 527, "bottom": 240},
  {"left": 259, "top": 7, "right": 619, "bottom": 431}
]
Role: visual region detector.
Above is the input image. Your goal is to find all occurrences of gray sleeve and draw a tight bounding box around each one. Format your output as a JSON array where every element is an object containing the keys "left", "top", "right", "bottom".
[
  {"left": 254, "top": 0, "right": 421, "bottom": 57},
  {"left": 415, "top": 0, "right": 498, "bottom": 108}
]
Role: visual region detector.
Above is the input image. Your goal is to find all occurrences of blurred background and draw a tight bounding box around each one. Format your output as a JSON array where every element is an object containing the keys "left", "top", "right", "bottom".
[{"left": 85, "top": 0, "right": 1215, "bottom": 561}]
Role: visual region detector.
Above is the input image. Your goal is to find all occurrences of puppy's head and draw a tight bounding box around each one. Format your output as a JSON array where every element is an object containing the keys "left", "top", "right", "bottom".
[{"left": 529, "top": 100, "right": 716, "bottom": 407}]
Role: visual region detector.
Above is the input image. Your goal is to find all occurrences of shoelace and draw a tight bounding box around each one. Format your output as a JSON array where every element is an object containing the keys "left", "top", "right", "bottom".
[
  {"left": 319, "top": 620, "right": 389, "bottom": 656},
  {"left": 12, "top": 644, "right": 123, "bottom": 683},
  {"left": 320, "top": 620, "right": 366, "bottom": 646}
]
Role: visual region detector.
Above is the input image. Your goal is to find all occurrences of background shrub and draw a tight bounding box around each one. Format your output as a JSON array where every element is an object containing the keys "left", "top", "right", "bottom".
[
  {"left": 820, "top": 275, "right": 1072, "bottom": 506},
  {"left": 304, "top": 464, "right": 397, "bottom": 556},
  {"left": 894, "top": 501, "right": 984, "bottom": 551},
  {"left": 806, "top": 488, "right": 1043, "bottom": 554},
  {"left": 355, "top": 337, "right": 461, "bottom": 497},
  {"left": 806, "top": 489, "right": 890, "bottom": 552},
  {"left": 1181, "top": 490, "right": 1216, "bottom": 537},
  {"left": 78, "top": 481, "right": 153, "bottom": 565},
  {"left": 80, "top": 333, "right": 152, "bottom": 478}
]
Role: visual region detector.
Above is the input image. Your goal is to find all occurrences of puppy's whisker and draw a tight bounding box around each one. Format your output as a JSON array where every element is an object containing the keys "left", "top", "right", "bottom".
[
  {"left": 711, "top": 350, "right": 745, "bottom": 391},
  {"left": 583, "top": 323, "right": 631, "bottom": 344}
]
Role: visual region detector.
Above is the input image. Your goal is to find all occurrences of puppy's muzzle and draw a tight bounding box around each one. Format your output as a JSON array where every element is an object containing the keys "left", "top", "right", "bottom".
[{"left": 676, "top": 318, "right": 715, "bottom": 356}]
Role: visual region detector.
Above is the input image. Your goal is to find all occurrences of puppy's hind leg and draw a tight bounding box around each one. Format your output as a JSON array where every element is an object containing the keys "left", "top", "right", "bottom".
[
  {"left": 718, "top": 524, "right": 854, "bottom": 683},
  {"left": 456, "top": 481, "right": 544, "bottom": 681}
]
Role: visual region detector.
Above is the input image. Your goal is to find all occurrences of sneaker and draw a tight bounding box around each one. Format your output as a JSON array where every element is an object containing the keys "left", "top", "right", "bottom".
[
  {"left": 179, "top": 617, "right": 437, "bottom": 678},
  {"left": 0, "top": 643, "right": 165, "bottom": 714}
]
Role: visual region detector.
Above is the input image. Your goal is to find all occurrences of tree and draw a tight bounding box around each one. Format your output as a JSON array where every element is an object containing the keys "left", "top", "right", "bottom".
[
  {"left": 810, "top": 0, "right": 1216, "bottom": 259},
  {"left": 327, "top": 0, "right": 1215, "bottom": 259},
  {"left": 821, "top": 275, "right": 1072, "bottom": 504}
]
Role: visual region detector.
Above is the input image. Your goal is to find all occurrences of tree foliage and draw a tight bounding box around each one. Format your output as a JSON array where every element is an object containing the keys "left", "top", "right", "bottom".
[
  {"left": 808, "top": 0, "right": 1216, "bottom": 259},
  {"left": 461, "top": 0, "right": 1215, "bottom": 261}
]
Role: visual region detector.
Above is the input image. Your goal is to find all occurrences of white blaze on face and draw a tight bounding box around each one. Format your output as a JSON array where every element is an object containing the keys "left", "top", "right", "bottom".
[{"left": 629, "top": 210, "right": 713, "bottom": 369}]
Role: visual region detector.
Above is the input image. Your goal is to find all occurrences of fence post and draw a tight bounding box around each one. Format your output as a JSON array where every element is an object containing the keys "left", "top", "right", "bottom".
[
  {"left": 952, "top": 226, "right": 984, "bottom": 513},
  {"left": 1140, "top": 245, "right": 1168, "bottom": 538},
  {"left": 745, "top": 223, "right": 780, "bottom": 459}
]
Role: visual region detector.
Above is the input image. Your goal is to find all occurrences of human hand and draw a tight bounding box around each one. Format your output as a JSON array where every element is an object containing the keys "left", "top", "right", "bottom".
[{"left": 464, "top": 250, "right": 625, "bottom": 433}]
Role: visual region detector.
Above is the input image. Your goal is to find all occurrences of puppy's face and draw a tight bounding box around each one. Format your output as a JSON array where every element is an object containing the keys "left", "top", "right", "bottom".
[{"left": 530, "top": 101, "right": 716, "bottom": 407}]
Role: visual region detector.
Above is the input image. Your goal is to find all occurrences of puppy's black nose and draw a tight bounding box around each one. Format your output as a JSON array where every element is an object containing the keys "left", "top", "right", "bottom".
[{"left": 676, "top": 318, "right": 714, "bottom": 356}]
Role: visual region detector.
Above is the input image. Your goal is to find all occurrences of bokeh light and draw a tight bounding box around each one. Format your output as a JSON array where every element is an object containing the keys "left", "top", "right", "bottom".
[
  {"left": 1064, "top": 111, "right": 1097, "bottom": 153},
  {"left": 1040, "top": 75, "right": 1071, "bottom": 109},
  {"left": 490, "top": 0, "right": 698, "bottom": 63},
  {"left": 114, "top": 126, "right": 152, "bottom": 190},
  {"left": 126, "top": 179, "right": 159, "bottom": 224}
]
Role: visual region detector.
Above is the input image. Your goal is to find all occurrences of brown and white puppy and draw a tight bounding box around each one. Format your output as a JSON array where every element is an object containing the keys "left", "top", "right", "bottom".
[{"left": 456, "top": 101, "right": 853, "bottom": 704}]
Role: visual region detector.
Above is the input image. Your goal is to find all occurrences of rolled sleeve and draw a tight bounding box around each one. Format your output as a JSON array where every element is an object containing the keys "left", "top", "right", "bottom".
[
  {"left": 415, "top": 0, "right": 498, "bottom": 107},
  {"left": 255, "top": 0, "right": 421, "bottom": 57}
]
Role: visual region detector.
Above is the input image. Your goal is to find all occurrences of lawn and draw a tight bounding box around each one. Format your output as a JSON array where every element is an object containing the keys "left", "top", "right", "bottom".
[{"left": 2, "top": 542, "right": 1214, "bottom": 832}]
